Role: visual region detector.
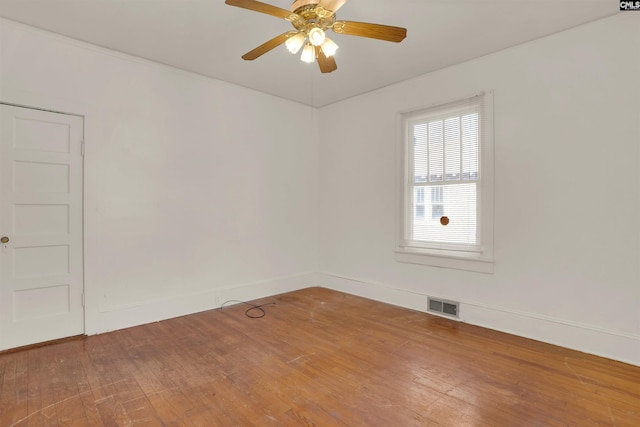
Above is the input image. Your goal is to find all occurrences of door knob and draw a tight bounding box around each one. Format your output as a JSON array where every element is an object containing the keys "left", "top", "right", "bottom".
[{"left": 1, "top": 237, "right": 9, "bottom": 243}]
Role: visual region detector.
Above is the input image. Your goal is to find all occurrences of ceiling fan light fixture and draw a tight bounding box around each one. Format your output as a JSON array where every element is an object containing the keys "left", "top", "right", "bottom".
[
  {"left": 320, "top": 37, "right": 338, "bottom": 57},
  {"left": 300, "top": 43, "right": 315, "bottom": 63},
  {"left": 308, "top": 27, "right": 326, "bottom": 46},
  {"left": 225, "top": 0, "right": 408, "bottom": 73},
  {"left": 285, "top": 32, "right": 306, "bottom": 54}
]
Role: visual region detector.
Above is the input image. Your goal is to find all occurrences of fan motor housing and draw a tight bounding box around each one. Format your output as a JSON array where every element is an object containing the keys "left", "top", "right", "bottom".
[
  {"left": 290, "top": 0, "right": 320, "bottom": 12},
  {"left": 288, "top": 4, "right": 336, "bottom": 32}
]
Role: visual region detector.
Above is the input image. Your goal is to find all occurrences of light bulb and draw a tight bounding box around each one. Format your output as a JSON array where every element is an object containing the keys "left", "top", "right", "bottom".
[
  {"left": 320, "top": 38, "right": 338, "bottom": 57},
  {"left": 285, "top": 32, "right": 306, "bottom": 54},
  {"left": 308, "top": 27, "right": 326, "bottom": 46},
  {"left": 300, "top": 43, "right": 315, "bottom": 63}
]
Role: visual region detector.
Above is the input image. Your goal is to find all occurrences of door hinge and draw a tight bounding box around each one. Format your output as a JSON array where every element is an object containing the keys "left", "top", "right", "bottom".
[{"left": 81, "top": 140, "right": 85, "bottom": 157}]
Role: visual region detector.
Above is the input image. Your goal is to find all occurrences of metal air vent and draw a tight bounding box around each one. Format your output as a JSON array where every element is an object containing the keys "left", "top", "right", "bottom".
[{"left": 427, "top": 297, "right": 459, "bottom": 318}]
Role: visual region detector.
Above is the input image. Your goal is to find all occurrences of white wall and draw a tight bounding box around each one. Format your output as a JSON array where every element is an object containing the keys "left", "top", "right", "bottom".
[
  {"left": 0, "top": 19, "right": 318, "bottom": 334},
  {"left": 317, "top": 13, "right": 640, "bottom": 365},
  {"left": 2, "top": 14, "right": 638, "bottom": 365}
]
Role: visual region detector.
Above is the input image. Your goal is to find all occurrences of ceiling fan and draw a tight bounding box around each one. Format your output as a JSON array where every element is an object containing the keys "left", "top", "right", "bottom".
[{"left": 225, "top": 0, "right": 407, "bottom": 73}]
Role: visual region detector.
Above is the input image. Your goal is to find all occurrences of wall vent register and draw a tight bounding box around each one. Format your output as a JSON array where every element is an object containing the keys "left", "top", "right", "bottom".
[{"left": 427, "top": 297, "right": 459, "bottom": 318}]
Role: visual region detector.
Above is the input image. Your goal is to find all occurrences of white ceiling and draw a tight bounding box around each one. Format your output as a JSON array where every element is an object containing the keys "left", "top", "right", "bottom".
[{"left": 0, "top": 0, "right": 618, "bottom": 107}]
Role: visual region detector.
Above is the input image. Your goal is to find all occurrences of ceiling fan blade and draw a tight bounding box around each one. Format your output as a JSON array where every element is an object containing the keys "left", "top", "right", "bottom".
[
  {"left": 333, "top": 21, "right": 407, "bottom": 42},
  {"left": 318, "top": 0, "right": 349, "bottom": 13},
  {"left": 316, "top": 46, "right": 337, "bottom": 73},
  {"left": 242, "top": 32, "right": 291, "bottom": 60},
  {"left": 225, "top": 0, "right": 293, "bottom": 20}
]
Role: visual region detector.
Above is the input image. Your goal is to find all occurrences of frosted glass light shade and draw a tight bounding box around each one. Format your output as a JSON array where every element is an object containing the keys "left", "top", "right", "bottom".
[
  {"left": 320, "top": 38, "right": 338, "bottom": 57},
  {"left": 308, "top": 27, "right": 326, "bottom": 46},
  {"left": 300, "top": 43, "right": 315, "bottom": 63},
  {"left": 286, "top": 32, "right": 306, "bottom": 54}
]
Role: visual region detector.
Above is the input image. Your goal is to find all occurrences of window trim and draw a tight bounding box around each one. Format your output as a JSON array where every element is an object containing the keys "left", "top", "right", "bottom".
[{"left": 395, "top": 91, "right": 495, "bottom": 274}]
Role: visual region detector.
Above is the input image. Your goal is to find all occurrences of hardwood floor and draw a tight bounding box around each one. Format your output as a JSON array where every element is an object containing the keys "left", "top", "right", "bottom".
[{"left": 0, "top": 287, "right": 638, "bottom": 426}]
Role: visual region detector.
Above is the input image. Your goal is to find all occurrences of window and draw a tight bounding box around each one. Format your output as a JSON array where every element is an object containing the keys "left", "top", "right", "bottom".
[
  {"left": 431, "top": 187, "right": 443, "bottom": 220},
  {"left": 397, "top": 91, "right": 494, "bottom": 273},
  {"left": 415, "top": 187, "right": 425, "bottom": 219}
]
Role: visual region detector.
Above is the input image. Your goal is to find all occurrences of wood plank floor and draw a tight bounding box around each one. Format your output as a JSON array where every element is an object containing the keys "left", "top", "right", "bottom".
[{"left": 0, "top": 287, "right": 638, "bottom": 426}]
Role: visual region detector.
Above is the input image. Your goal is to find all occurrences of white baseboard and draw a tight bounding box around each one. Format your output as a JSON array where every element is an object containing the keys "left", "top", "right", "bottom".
[
  {"left": 87, "top": 272, "right": 316, "bottom": 335},
  {"left": 318, "top": 272, "right": 640, "bottom": 367},
  {"left": 86, "top": 271, "right": 639, "bottom": 366}
]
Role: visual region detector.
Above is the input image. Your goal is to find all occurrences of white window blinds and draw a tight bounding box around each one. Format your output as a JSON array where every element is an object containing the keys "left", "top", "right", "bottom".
[{"left": 405, "top": 93, "right": 485, "bottom": 252}]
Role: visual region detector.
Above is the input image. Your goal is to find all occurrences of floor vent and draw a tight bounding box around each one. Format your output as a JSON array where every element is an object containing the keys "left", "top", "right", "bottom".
[{"left": 427, "top": 297, "right": 459, "bottom": 318}]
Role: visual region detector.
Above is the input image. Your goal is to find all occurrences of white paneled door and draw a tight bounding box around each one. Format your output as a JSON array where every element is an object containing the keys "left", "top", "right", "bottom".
[{"left": 0, "top": 104, "right": 84, "bottom": 350}]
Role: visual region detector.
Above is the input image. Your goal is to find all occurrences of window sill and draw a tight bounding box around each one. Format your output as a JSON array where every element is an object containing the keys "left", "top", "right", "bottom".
[{"left": 395, "top": 248, "right": 494, "bottom": 274}]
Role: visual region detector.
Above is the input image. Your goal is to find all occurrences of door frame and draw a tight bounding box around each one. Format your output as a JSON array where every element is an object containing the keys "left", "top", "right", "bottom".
[{"left": 0, "top": 100, "right": 86, "bottom": 340}]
